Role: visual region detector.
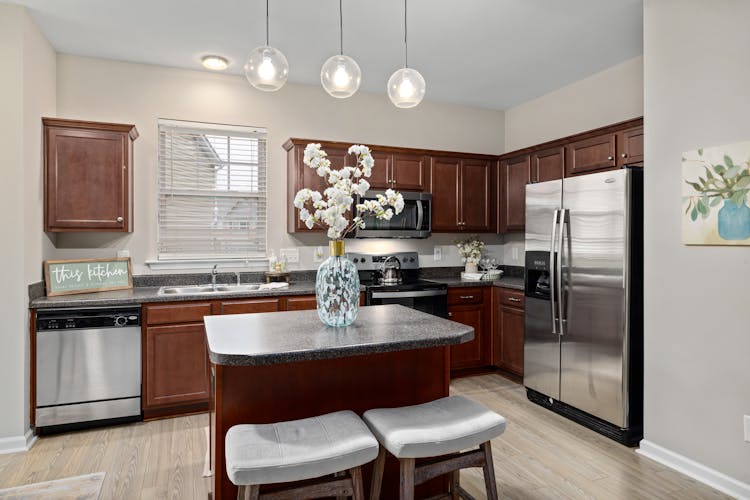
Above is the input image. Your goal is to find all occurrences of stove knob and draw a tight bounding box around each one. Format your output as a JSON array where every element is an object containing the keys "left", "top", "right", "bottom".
[
  {"left": 114, "top": 315, "right": 128, "bottom": 327},
  {"left": 352, "top": 258, "right": 359, "bottom": 263}
]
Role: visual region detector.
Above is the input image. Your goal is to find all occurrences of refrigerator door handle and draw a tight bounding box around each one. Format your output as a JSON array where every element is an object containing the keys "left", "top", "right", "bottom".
[
  {"left": 557, "top": 208, "right": 567, "bottom": 336},
  {"left": 550, "top": 209, "right": 559, "bottom": 334}
]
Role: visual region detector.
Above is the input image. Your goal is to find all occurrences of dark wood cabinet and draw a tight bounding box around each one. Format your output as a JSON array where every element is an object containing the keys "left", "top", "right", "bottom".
[
  {"left": 617, "top": 126, "right": 644, "bottom": 166},
  {"left": 391, "top": 153, "right": 427, "bottom": 191},
  {"left": 366, "top": 150, "right": 393, "bottom": 189},
  {"left": 430, "top": 157, "right": 493, "bottom": 232},
  {"left": 145, "top": 323, "right": 210, "bottom": 409},
  {"left": 531, "top": 147, "right": 564, "bottom": 183},
  {"left": 217, "top": 298, "right": 282, "bottom": 315},
  {"left": 492, "top": 288, "right": 525, "bottom": 377},
  {"left": 448, "top": 288, "right": 491, "bottom": 374},
  {"left": 285, "top": 295, "right": 318, "bottom": 310},
  {"left": 498, "top": 155, "right": 530, "bottom": 233},
  {"left": 565, "top": 133, "right": 617, "bottom": 176},
  {"left": 43, "top": 118, "right": 138, "bottom": 232}
]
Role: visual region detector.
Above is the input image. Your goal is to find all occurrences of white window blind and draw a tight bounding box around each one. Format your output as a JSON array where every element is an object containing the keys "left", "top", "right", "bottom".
[{"left": 157, "top": 119, "right": 267, "bottom": 261}]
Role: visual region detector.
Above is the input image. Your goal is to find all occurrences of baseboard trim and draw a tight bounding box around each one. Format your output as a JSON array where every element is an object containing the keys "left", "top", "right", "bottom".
[
  {"left": 0, "top": 429, "right": 37, "bottom": 454},
  {"left": 637, "top": 440, "right": 750, "bottom": 499}
]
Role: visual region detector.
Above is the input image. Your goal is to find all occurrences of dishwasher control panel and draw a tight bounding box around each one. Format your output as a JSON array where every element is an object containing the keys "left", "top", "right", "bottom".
[{"left": 37, "top": 307, "right": 141, "bottom": 330}]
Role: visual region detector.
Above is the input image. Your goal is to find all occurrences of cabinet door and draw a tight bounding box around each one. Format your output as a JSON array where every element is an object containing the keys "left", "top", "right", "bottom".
[
  {"left": 448, "top": 305, "right": 486, "bottom": 371},
  {"left": 45, "top": 127, "right": 128, "bottom": 231},
  {"left": 531, "top": 147, "right": 564, "bottom": 183},
  {"left": 217, "top": 298, "right": 282, "bottom": 315},
  {"left": 429, "top": 157, "right": 461, "bottom": 231},
  {"left": 460, "top": 159, "right": 493, "bottom": 232},
  {"left": 500, "top": 306, "right": 525, "bottom": 376},
  {"left": 391, "top": 153, "right": 427, "bottom": 191},
  {"left": 367, "top": 150, "right": 392, "bottom": 190},
  {"left": 145, "top": 323, "right": 209, "bottom": 408},
  {"left": 617, "top": 126, "right": 644, "bottom": 166},
  {"left": 285, "top": 295, "right": 318, "bottom": 311},
  {"left": 565, "top": 133, "right": 617, "bottom": 176},
  {"left": 499, "top": 155, "right": 530, "bottom": 233},
  {"left": 291, "top": 146, "right": 352, "bottom": 232}
]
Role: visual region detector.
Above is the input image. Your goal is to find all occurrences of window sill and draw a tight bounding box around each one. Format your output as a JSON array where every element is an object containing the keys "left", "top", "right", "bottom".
[{"left": 145, "top": 259, "right": 269, "bottom": 272}]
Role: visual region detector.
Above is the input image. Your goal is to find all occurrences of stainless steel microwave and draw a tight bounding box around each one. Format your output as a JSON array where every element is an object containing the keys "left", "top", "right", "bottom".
[{"left": 354, "top": 191, "right": 431, "bottom": 238}]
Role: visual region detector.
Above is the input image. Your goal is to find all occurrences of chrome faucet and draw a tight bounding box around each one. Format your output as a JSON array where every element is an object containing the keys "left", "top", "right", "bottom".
[
  {"left": 211, "top": 264, "right": 219, "bottom": 291},
  {"left": 235, "top": 271, "right": 241, "bottom": 285}
]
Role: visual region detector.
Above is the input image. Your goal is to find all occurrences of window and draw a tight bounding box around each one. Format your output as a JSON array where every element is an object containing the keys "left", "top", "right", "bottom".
[{"left": 157, "top": 119, "right": 267, "bottom": 261}]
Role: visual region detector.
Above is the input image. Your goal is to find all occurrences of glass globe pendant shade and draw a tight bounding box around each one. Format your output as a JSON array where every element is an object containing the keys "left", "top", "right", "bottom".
[
  {"left": 244, "top": 45, "right": 289, "bottom": 92},
  {"left": 387, "top": 67, "right": 426, "bottom": 108},
  {"left": 320, "top": 54, "right": 361, "bottom": 98}
]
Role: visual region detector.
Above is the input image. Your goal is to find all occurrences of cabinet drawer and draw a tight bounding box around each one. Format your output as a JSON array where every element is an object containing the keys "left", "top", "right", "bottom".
[
  {"left": 218, "top": 298, "right": 282, "bottom": 315},
  {"left": 498, "top": 288, "right": 525, "bottom": 308},
  {"left": 285, "top": 295, "right": 318, "bottom": 311},
  {"left": 145, "top": 302, "right": 213, "bottom": 326},
  {"left": 448, "top": 288, "right": 485, "bottom": 306}
]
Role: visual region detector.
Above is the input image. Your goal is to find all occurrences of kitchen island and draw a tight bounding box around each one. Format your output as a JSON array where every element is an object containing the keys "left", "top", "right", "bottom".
[{"left": 204, "top": 304, "right": 473, "bottom": 499}]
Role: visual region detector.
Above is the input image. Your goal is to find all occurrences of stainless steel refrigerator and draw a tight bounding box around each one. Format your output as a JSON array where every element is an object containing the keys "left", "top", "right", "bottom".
[{"left": 524, "top": 168, "right": 643, "bottom": 446}]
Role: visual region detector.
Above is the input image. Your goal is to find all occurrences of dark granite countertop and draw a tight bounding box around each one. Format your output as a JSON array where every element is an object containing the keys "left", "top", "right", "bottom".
[{"left": 204, "top": 304, "right": 473, "bottom": 366}]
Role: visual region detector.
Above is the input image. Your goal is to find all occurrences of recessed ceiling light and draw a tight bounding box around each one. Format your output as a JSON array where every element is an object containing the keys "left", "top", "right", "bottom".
[{"left": 201, "top": 55, "right": 229, "bottom": 71}]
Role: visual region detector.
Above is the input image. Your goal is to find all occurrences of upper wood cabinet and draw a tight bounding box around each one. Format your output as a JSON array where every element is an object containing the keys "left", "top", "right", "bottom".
[
  {"left": 430, "top": 156, "right": 493, "bottom": 232},
  {"left": 367, "top": 151, "right": 427, "bottom": 191},
  {"left": 565, "top": 132, "right": 617, "bottom": 176},
  {"left": 617, "top": 126, "right": 644, "bottom": 166},
  {"left": 43, "top": 118, "right": 138, "bottom": 232},
  {"left": 531, "top": 147, "right": 564, "bottom": 183},
  {"left": 498, "top": 155, "right": 530, "bottom": 233}
]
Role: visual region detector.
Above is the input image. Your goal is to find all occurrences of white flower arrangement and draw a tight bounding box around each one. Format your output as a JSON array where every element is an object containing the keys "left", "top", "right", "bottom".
[
  {"left": 455, "top": 234, "right": 484, "bottom": 264},
  {"left": 293, "top": 143, "right": 405, "bottom": 239}
]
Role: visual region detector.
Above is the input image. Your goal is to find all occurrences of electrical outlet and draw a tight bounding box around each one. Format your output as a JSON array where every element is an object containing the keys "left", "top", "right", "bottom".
[
  {"left": 280, "top": 248, "right": 300, "bottom": 263},
  {"left": 313, "top": 246, "right": 325, "bottom": 263},
  {"left": 744, "top": 415, "right": 750, "bottom": 442},
  {"left": 512, "top": 247, "right": 519, "bottom": 261},
  {"left": 433, "top": 246, "right": 442, "bottom": 261}
]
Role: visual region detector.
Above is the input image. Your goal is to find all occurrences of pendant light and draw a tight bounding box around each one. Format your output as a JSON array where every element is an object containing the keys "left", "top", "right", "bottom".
[
  {"left": 244, "top": 0, "right": 289, "bottom": 92},
  {"left": 320, "top": 0, "right": 361, "bottom": 98},
  {"left": 387, "top": 0, "right": 426, "bottom": 108}
]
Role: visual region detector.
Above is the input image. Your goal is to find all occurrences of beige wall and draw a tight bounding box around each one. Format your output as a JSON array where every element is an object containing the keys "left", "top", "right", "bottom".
[
  {"left": 642, "top": 0, "right": 750, "bottom": 487},
  {"left": 0, "top": 4, "right": 56, "bottom": 446},
  {"left": 504, "top": 56, "right": 644, "bottom": 152},
  {"left": 55, "top": 55, "right": 506, "bottom": 272}
]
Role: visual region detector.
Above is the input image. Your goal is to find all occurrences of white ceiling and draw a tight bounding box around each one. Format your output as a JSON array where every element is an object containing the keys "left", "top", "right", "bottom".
[{"left": 11, "top": 0, "right": 643, "bottom": 110}]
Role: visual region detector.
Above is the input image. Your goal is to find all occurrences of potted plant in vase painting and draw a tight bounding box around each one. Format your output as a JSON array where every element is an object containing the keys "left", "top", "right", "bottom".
[
  {"left": 683, "top": 149, "right": 750, "bottom": 240},
  {"left": 294, "top": 143, "right": 404, "bottom": 327}
]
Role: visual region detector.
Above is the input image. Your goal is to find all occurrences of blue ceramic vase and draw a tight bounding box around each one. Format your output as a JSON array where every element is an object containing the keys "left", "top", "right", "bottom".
[{"left": 717, "top": 199, "right": 750, "bottom": 240}]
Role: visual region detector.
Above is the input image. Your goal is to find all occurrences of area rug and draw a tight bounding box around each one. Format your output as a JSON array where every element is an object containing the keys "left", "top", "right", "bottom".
[{"left": 0, "top": 472, "right": 105, "bottom": 500}]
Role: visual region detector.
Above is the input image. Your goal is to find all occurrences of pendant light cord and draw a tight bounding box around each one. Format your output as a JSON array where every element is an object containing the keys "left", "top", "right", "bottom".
[
  {"left": 404, "top": 0, "right": 408, "bottom": 68},
  {"left": 339, "top": 0, "right": 343, "bottom": 55},
  {"left": 265, "top": 0, "right": 270, "bottom": 45}
]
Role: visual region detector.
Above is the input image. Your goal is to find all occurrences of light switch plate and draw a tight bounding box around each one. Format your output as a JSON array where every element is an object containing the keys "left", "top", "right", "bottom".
[
  {"left": 512, "top": 247, "right": 519, "bottom": 261},
  {"left": 280, "top": 248, "right": 300, "bottom": 263},
  {"left": 313, "top": 246, "right": 325, "bottom": 263},
  {"left": 744, "top": 415, "right": 750, "bottom": 442},
  {"left": 433, "top": 246, "right": 442, "bottom": 261},
  {"left": 117, "top": 250, "right": 130, "bottom": 258}
]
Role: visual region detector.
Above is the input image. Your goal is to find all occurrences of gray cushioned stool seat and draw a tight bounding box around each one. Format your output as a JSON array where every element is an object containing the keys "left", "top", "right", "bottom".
[
  {"left": 225, "top": 410, "right": 379, "bottom": 486},
  {"left": 363, "top": 396, "right": 506, "bottom": 459}
]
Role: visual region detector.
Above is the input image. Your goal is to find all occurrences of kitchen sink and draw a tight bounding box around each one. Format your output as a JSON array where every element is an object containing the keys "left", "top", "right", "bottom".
[{"left": 157, "top": 284, "right": 262, "bottom": 295}]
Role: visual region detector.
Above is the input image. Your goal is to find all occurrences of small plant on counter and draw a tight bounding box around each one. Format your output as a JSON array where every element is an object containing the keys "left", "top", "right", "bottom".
[
  {"left": 455, "top": 234, "right": 484, "bottom": 264},
  {"left": 293, "top": 143, "right": 404, "bottom": 239}
]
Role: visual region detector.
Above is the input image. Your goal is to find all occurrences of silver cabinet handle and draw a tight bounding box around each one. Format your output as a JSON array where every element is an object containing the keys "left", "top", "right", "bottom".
[
  {"left": 508, "top": 297, "right": 521, "bottom": 302},
  {"left": 448, "top": 312, "right": 453, "bottom": 317},
  {"left": 116, "top": 216, "right": 124, "bottom": 223},
  {"left": 607, "top": 156, "right": 614, "bottom": 161},
  {"left": 621, "top": 153, "right": 627, "bottom": 158},
  {"left": 459, "top": 295, "right": 474, "bottom": 300}
]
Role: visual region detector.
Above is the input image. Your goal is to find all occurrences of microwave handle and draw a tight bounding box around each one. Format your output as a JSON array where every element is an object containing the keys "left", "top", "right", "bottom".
[{"left": 416, "top": 200, "right": 424, "bottom": 230}]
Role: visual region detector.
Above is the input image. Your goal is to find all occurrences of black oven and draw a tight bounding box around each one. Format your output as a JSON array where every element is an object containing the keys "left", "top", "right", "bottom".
[
  {"left": 366, "top": 286, "right": 448, "bottom": 318},
  {"left": 354, "top": 191, "right": 431, "bottom": 238}
]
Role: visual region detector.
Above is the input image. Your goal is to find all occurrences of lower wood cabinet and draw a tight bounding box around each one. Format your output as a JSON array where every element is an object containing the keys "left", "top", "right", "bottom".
[
  {"left": 493, "top": 288, "right": 525, "bottom": 377},
  {"left": 448, "top": 287, "right": 491, "bottom": 374},
  {"left": 142, "top": 294, "right": 320, "bottom": 418}
]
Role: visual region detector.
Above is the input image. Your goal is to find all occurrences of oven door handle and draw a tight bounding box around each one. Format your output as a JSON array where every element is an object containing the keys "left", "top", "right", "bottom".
[{"left": 370, "top": 290, "right": 447, "bottom": 299}]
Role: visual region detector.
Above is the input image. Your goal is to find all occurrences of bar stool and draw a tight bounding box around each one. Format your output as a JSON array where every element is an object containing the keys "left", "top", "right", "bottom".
[
  {"left": 225, "top": 410, "right": 379, "bottom": 499},
  {"left": 363, "top": 396, "right": 506, "bottom": 500}
]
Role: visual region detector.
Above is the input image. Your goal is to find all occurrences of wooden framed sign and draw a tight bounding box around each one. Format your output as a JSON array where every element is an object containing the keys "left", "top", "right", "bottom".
[{"left": 44, "top": 257, "right": 133, "bottom": 296}]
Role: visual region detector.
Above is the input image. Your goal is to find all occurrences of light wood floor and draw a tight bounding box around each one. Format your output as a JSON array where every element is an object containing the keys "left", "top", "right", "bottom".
[{"left": 0, "top": 374, "right": 728, "bottom": 499}]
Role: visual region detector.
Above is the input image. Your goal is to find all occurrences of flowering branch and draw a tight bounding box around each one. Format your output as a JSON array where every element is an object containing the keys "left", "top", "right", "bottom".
[{"left": 293, "top": 143, "right": 404, "bottom": 239}]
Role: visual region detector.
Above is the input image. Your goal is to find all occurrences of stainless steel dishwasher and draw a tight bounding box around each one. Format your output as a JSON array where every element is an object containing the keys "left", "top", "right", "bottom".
[{"left": 35, "top": 306, "right": 142, "bottom": 432}]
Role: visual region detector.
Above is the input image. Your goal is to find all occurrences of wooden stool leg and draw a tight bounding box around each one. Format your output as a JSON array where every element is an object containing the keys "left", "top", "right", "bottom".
[
  {"left": 237, "top": 485, "right": 259, "bottom": 500},
  {"left": 369, "top": 447, "right": 386, "bottom": 500},
  {"left": 350, "top": 466, "right": 365, "bottom": 500},
  {"left": 334, "top": 471, "right": 347, "bottom": 500},
  {"left": 449, "top": 469, "right": 460, "bottom": 500},
  {"left": 399, "top": 458, "right": 416, "bottom": 500},
  {"left": 480, "top": 441, "right": 499, "bottom": 500}
]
